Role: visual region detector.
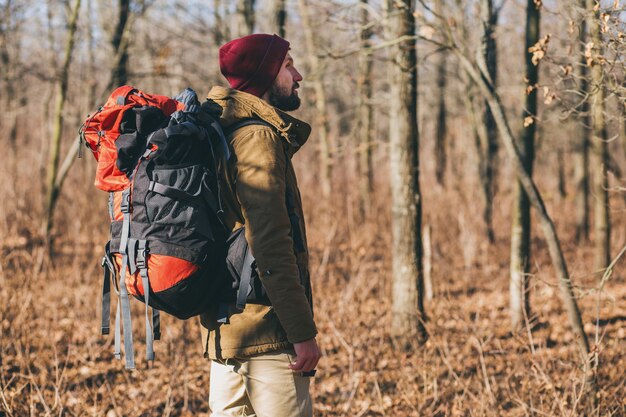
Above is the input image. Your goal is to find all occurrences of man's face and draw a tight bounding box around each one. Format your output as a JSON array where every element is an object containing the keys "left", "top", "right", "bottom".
[{"left": 267, "top": 53, "right": 303, "bottom": 111}]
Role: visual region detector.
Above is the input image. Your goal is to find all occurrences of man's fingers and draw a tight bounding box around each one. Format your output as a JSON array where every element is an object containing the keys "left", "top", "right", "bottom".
[
  {"left": 288, "top": 354, "right": 320, "bottom": 372},
  {"left": 288, "top": 356, "right": 306, "bottom": 371}
]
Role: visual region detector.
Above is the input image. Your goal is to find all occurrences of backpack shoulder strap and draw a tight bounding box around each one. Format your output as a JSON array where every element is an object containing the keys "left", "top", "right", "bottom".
[{"left": 224, "top": 118, "right": 274, "bottom": 136}]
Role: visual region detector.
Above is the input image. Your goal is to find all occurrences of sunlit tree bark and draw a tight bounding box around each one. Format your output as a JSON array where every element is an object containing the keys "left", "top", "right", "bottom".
[{"left": 386, "top": 0, "right": 426, "bottom": 339}]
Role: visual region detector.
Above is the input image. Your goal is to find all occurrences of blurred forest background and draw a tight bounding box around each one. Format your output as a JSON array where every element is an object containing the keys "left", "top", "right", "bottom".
[{"left": 1, "top": 0, "right": 625, "bottom": 415}]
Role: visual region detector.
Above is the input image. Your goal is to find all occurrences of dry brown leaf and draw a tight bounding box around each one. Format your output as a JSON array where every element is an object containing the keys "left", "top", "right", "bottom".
[{"left": 524, "top": 116, "right": 535, "bottom": 127}]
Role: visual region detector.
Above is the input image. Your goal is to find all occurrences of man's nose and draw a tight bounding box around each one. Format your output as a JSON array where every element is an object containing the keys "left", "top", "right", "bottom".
[{"left": 293, "top": 69, "right": 303, "bottom": 82}]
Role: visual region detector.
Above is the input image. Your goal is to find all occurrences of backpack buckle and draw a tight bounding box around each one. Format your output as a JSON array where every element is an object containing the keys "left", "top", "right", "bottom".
[
  {"left": 136, "top": 242, "right": 149, "bottom": 270},
  {"left": 120, "top": 189, "right": 131, "bottom": 213}
]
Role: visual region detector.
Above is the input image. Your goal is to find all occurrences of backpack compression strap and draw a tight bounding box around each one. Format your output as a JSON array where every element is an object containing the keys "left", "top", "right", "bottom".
[
  {"left": 225, "top": 119, "right": 275, "bottom": 314},
  {"left": 115, "top": 188, "right": 135, "bottom": 369}
]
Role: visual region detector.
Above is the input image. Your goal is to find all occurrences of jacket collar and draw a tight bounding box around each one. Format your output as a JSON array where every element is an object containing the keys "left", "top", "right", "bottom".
[{"left": 207, "top": 86, "right": 311, "bottom": 154}]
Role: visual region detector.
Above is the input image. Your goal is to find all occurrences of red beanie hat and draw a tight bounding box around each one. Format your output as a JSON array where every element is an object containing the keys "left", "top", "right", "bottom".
[{"left": 219, "top": 34, "right": 290, "bottom": 97}]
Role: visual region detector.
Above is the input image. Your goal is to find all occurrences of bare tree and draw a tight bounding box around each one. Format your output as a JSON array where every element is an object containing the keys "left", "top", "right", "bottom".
[
  {"left": 586, "top": 0, "right": 610, "bottom": 273},
  {"left": 213, "top": 0, "right": 225, "bottom": 45},
  {"left": 480, "top": 0, "right": 500, "bottom": 244},
  {"left": 433, "top": 0, "right": 447, "bottom": 186},
  {"left": 510, "top": 0, "right": 539, "bottom": 330},
  {"left": 270, "top": 0, "right": 286, "bottom": 38},
  {"left": 299, "top": 0, "right": 332, "bottom": 198},
  {"left": 386, "top": 0, "right": 426, "bottom": 339},
  {"left": 43, "top": 0, "right": 81, "bottom": 242},
  {"left": 235, "top": 0, "right": 255, "bottom": 37},
  {"left": 458, "top": 0, "right": 500, "bottom": 243},
  {"left": 110, "top": 0, "right": 130, "bottom": 87},
  {"left": 357, "top": 0, "right": 374, "bottom": 217},
  {"left": 575, "top": 0, "right": 591, "bottom": 242},
  {"left": 0, "top": 0, "right": 20, "bottom": 151}
]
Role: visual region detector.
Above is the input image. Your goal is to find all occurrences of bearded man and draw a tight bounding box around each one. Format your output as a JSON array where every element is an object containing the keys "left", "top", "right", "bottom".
[{"left": 201, "top": 34, "right": 321, "bottom": 417}]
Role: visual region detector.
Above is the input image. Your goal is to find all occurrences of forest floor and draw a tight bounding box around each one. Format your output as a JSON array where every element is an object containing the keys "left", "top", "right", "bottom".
[{"left": 1, "top": 158, "right": 625, "bottom": 416}]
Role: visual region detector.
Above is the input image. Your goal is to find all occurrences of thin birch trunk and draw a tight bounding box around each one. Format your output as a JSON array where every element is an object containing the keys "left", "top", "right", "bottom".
[
  {"left": 43, "top": 0, "right": 81, "bottom": 241},
  {"left": 586, "top": 0, "right": 610, "bottom": 273},
  {"left": 299, "top": 0, "right": 332, "bottom": 198},
  {"left": 386, "top": 0, "right": 426, "bottom": 339},
  {"left": 510, "top": 0, "right": 539, "bottom": 330}
]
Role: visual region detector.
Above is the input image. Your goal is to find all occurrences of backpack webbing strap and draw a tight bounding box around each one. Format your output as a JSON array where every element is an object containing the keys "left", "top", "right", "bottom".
[
  {"left": 210, "top": 121, "right": 231, "bottom": 160},
  {"left": 236, "top": 245, "right": 255, "bottom": 311},
  {"left": 216, "top": 303, "right": 230, "bottom": 324},
  {"left": 227, "top": 119, "right": 273, "bottom": 313},
  {"left": 148, "top": 178, "right": 220, "bottom": 223},
  {"left": 153, "top": 308, "right": 161, "bottom": 340},
  {"left": 136, "top": 239, "right": 156, "bottom": 362},
  {"left": 101, "top": 242, "right": 116, "bottom": 335},
  {"left": 116, "top": 188, "right": 135, "bottom": 369},
  {"left": 127, "top": 238, "right": 138, "bottom": 275},
  {"left": 148, "top": 180, "right": 203, "bottom": 205}
]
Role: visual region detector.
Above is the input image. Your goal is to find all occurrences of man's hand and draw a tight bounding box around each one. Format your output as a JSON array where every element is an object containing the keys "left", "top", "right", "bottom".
[{"left": 289, "top": 338, "right": 321, "bottom": 373}]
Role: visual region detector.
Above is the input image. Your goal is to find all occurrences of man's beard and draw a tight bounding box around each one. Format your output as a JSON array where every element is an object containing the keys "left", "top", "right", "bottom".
[{"left": 268, "top": 83, "right": 301, "bottom": 111}]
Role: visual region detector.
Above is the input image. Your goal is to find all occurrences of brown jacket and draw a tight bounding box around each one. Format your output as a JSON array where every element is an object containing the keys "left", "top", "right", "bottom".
[{"left": 200, "top": 86, "right": 317, "bottom": 359}]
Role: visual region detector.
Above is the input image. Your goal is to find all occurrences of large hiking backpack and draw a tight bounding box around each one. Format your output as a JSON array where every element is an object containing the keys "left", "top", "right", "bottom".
[{"left": 80, "top": 86, "right": 255, "bottom": 369}]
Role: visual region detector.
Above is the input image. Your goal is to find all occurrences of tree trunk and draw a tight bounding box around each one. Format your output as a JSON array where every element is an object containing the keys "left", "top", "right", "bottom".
[
  {"left": 299, "top": 0, "right": 332, "bottom": 198},
  {"left": 423, "top": 224, "right": 433, "bottom": 301},
  {"left": 213, "top": 0, "right": 225, "bottom": 45},
  {"left": 386, "top": 0, "right": 426, "bottom": 339},
  {"left": 1, "top": 1, "right": 18, "bottom": 154},
  {"left": 454, "top": 47, "right": 591, "bottom": 363},
  {"left": 43, "top": 0, "right": 81, "bottom": 241},
  {"left": 586, "top": 0, "right": 610, "bottom": 273},
  {"left": 235, "top": 0, "right": 255, "bottom": 37},
  {"left": 480, "top": 0, "right": 498, "bottom": 244},
  {"left": 271, "top": 0, "right": 286, "bottom": 38},
  {"left": 575, "top": 0, "right": 591, "bottom": 242},
  {"left": 557, "top": 147, "right": 566, "bottom": 198},
  {"left": 510, "top": 0, "right": 539, "bottom": 330},
  {"left": 111, "top": 0, "right": 130, "bottom": 87},
  {"left": 620, "top": 99, "right": 626, "bottom": 162},
  {"left": 434, "top": 0, "right": 447, "bottom": 186},
  {"left": 357, "top": 0, "right": 374, "bottom": 217}
]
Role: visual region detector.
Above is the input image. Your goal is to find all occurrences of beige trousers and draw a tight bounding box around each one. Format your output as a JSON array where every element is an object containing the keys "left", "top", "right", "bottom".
[{"left": 209, "top": 350, "right": 313, "bottom": 417}]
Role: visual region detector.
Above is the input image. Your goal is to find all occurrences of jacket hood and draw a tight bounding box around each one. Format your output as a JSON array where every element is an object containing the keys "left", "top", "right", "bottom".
[{"left": 207, "top": 86, "right": 311, "bottom": 154}]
